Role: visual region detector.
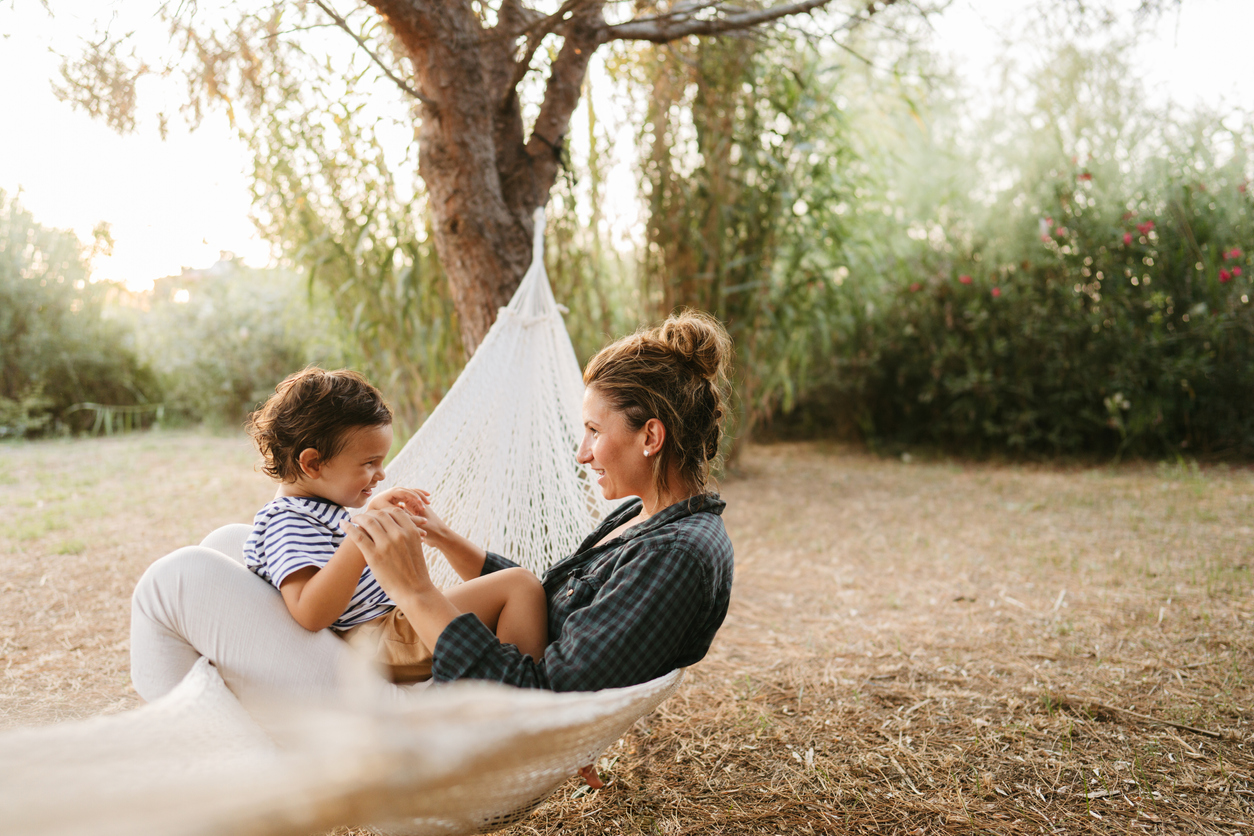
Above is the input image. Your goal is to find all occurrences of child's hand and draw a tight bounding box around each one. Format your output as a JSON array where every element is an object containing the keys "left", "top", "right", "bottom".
[
  {"left": 411, "top": 501, "right": 452, "bottom": 547},
  {"left": 366, "top": 486, "right": 430, "bottom": 515}
]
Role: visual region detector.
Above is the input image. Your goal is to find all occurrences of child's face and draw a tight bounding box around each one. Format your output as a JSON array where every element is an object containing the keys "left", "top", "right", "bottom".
[{"left": 308, "top": 423, "right": 393, "bottom": 508}]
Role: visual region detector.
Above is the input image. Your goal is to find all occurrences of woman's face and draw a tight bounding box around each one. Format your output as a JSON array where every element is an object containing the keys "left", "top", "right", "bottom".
[{"left": 577, "top": 386, "right": 651, "bottom": 501}]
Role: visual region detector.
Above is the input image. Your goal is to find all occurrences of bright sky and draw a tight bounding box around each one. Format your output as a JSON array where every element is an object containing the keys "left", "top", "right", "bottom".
[
  {"left": 931, "top": 0, "right": 1254, "bottom": 112},
  {"left": 1, "top": 1, "right": 1250, "bottom": 292}
]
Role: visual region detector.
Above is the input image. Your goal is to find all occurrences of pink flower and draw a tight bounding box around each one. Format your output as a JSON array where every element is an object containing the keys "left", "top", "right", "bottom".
[
  {"left": 1055, "top": 227, "right": 1067, "bottom": 237},
  {"left": 991, "top": 287, "right": 1002, "bottom": 298},
  {"left": 1077, "top": 172, "right": 1093, "bottom": 181},
  {"left": 1045, "top": 217, "right": 1054, "bottom": 227},
  {"left": 909, "top": 282, "right": 922, "bottom": 292},
  {"left": 1123, "top": 233, "right": 1133, "bottom": 245},
  {"left": 1226, "top": 247, "right": 1243, "bottom": 260},
  {"left": 1219, "top": 268, "right": 1232, "bottom": 283},
  {"left": 959, "top": 274, "right": 973, "bottom": 285},
  {"left": 1136, "top": 221, "right": 1154, "bottom": 235},
  {"left": 1234, "top": 266, "right": 1243, "bottom": 277},
  {"left": 1040, "top": 234, "right": 1051, "bottom": 242},
  {"left": 1240, "top": 183, "right": 1248, "bottom": 194},
  {"left": 1121, "top": 212, "right": 1135, "bottom": 221}
]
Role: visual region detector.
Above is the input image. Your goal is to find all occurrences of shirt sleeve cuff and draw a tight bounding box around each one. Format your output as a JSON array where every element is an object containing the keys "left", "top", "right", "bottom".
[
  {"left": 480, "top": 551, "right": 518, "bottom": 576},
  {"left": 267, "top": 558, "right": 322, "bottom": 589},
  {"left": 430, "top": 612, "right": 498, "bottom": 682}
]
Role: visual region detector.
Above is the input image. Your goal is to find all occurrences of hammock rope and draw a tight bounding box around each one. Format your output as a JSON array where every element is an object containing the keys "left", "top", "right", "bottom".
[{"left": 0, "top": 658, "right": 682, "bottom": 836}]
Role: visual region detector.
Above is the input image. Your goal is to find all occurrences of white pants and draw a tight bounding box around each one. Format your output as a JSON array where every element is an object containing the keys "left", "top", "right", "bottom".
[{"left": 130, "top": 524, "right": 424, "bottom": 709}]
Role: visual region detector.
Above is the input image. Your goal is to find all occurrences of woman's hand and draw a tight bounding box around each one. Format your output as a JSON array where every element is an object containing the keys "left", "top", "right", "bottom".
[
  {"left": 409, "top": 501, "right": 489, "bottom": 583},
  {"left": 343, "top": 505, "right": 463, "bottom": 656},
  {"left": 358, "top": 495, "right": 490, "bottom": 586},
  {"left": 343, "top": 506, "right": 436, "bottom": 596}
]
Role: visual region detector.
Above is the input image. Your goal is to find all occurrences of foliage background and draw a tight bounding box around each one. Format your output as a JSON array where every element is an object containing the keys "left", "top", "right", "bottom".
[
  {"left": 117, "top": 263, "right": 352, "bottom": 429},
  {"left": 0, "top": 191, "right": 158, "bottom": 437},
  {"left": 781, "top": 35, "right": 1254, "bottom": 458},
  {"left": 3, "top": 7, "right": 1252, "bottom": 460}
]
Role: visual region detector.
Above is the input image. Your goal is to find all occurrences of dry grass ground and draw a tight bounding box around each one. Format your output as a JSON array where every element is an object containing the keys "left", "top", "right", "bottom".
[
  {"left": 0, "top": 431, "right": 275, "bottom": 727},
  {"left": 2, "top": 432, "right": 1252, "bottom": 834}
]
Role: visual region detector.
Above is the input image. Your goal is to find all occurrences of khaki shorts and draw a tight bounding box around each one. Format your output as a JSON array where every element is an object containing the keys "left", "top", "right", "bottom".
[{"left": 338, "top": 608, "right": 433, "bottom": 683}]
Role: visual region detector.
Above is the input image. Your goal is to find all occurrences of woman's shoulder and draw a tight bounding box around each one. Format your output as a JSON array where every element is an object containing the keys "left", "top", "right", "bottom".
[{"left": 638, "top": 495, "right": 732, "bottom": 561}]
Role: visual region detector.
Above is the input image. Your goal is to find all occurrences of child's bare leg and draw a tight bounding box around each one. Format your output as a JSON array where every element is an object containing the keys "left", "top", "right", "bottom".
[{"left": 444, "top": 568, "right": 548, "bottom": 660}]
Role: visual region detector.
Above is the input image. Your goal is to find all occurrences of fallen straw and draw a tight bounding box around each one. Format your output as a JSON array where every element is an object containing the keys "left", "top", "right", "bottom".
[{"left": 1066, "top": 694, "right": 1224, "bottom": 740}]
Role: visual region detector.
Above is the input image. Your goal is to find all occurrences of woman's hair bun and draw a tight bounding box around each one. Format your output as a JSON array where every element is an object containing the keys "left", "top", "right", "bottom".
[
  {"left": 583, "top": 308, "right": 733, "bottom": 499},
  {"left": 657, "top": 309, "right": 732, "bottom": 383}
]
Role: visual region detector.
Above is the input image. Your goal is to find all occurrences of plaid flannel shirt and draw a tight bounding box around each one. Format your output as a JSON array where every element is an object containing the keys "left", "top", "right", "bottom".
[{"left": 429, "top": 494, "right": 733, "bottom": 691}]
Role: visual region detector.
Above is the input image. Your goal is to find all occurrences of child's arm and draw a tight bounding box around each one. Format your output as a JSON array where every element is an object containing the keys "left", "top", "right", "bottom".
[
  {"left": 278, "top": 536, "right": 368, "bottom": 632},
  {"left": 276, "top": 489, "right": 425, "bottom": 632}
]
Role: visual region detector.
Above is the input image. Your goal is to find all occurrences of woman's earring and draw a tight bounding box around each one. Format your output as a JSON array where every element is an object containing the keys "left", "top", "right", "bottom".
[{"left": 643, "top": 450, "right": 650, "bottom": 457}]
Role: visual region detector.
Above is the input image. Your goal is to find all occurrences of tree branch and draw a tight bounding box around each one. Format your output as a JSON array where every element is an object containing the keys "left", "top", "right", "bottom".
[
  {"left": 494, "top": 0, "right": 545, "bottom": 41},
  {"left": 311, "top": 0, "right": 436, "bottom": 107},
  {"left": 503, "top": 0, "right": 596, "bottom": 99},
  {"left": 507, "top": 0, "right": 589, "bottom": 39},
  {"left": 602, "top": 0, "right": 893, "bottom": 43},
  {"left": 524, "top": 4, "right": 604, "bottom": 201}
]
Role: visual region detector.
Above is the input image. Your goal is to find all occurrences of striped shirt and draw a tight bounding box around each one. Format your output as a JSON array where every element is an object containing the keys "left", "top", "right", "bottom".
[{"left": 242, "top": 495, "right": 394, "bottom": 629}]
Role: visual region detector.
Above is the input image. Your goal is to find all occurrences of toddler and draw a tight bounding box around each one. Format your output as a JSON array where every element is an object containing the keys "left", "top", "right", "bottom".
[{"left": 243, "top": 367, "right": 548, "bottom": 682}]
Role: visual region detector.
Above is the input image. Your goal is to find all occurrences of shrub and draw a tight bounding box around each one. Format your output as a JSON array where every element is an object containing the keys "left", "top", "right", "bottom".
[
  {"left": 821, "top": 153, "right": 1254, "bottom": 457},
  {"left": 0, "top": 191, "right": 160, "bottom": 437},
  {"left": 772, "top": 34, "right": 1254, "bottom": 459},
  {"left": 120, "top": 260, "right": 351, "bottom": 429}
]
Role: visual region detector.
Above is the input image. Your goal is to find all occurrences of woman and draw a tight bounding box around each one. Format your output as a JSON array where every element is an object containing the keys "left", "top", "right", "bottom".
[{"left": 130, "top": 310, "right": 734, "bottom": 703}]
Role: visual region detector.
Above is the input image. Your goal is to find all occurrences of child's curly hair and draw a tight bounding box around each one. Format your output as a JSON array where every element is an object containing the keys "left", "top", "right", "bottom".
[{"left": 246, "top": 367, "right": 392, "bottom": 482}]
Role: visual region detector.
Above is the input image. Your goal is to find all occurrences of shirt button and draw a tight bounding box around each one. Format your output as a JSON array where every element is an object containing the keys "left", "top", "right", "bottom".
[{"left": 566, "top": 589, "right": 574, "bottom": 596}]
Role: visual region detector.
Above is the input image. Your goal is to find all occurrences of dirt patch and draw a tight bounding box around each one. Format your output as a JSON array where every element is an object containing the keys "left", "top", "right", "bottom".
[
  {"left": 507, "top": 444, "right": 1254, "bottom": 835},
  {"left": 2, "top": 436, "right": 1252, "bottom": 833}
]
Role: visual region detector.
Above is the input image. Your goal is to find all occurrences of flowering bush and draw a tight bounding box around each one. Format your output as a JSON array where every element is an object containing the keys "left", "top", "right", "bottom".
[
  {"left": 758, "top": 32, "right": 1254, "bottom": 459},
  {"left": 831, "top": 169, "right": 1254, "bottom": 457}
]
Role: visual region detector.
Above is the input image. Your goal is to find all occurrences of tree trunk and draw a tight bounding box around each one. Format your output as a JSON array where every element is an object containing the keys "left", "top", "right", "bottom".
[
  {"left": 367, "top": 2, "right": 528, "bottom": 356},
  {"left": 356, "top": 1, "right": 873, "bottom": 355},
  {"left": 367, "top": 1, "right": 604, "bottom": 357}
]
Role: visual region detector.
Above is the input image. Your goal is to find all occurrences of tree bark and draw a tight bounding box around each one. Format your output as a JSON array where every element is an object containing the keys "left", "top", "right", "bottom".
[{"left": 369, "top": 1, "right": 535, "bottom": 357}]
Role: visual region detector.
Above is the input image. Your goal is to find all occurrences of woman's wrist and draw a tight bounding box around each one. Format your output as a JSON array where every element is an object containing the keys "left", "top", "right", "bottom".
[
  {"left": 421, "top": 525, "right": 452, "bottom": 553},
  {"left": 390, "top": 585, "right": 459, "bottom": 648},
  {"left": 428, "top": 528, "right": 476, "bottom": 559}
]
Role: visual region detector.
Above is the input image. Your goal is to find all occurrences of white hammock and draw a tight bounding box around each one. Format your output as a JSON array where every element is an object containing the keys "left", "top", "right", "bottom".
[
  {"left": 0, "top": 209, "right": 682, "bottom": 835},
  {"left": 372, "top": 208, "right": 614, "bottom": 587},
  {"left": 0, "top": 659, "right": 682, "bottom": 836}
]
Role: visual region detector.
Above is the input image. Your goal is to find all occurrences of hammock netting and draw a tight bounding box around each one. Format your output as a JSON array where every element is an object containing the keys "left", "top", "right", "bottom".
[
  {"left": 0, "top": 209, "right": 681, "bottom": 835},
  {"left": 369, "top": 208, "right": 614, "bottom": 588}
]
